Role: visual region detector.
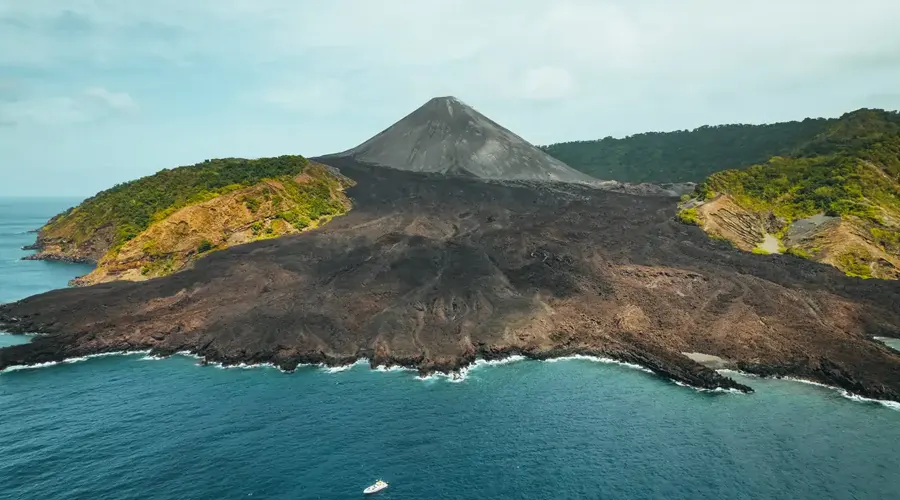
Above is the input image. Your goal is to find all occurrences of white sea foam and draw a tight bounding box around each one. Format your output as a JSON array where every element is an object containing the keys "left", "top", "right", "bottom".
[
  {"left": 0, "top": 350, "right": 151, "bottom": 373},
  {"left": 671, "top": 380, "right": 746, "bottom": 394},
  {"left": 319, "top": 358, "right": 369, "bottom": 373},
  {"left": 543, "top": 354, "right": 654, "bottom": 374},
  {"left": 413, "top": 356, "right": 527, "bottom": 384},
  {"left": 413, "top": 354, "right": 662, "bottom": 384},
  {"left": 1, "top": 361, "right": 61, "bottom": 372},
  {"left": 778, "top": 376, "right": 900, "bottom": 411},
  {"left": 206, "top": 360, "right": 278, "bottom": 371},
  {"left": 415, "top": 367, "right": 469, "bottom": 383},
  {"left": 373, "top": 364, "right": 415, "bottom": 373},
  {"left": 717, "top": 368, "right": 761, "bottom": 378},
  {"left": 471, "top": 355, "right": 526, "bottom": 368}
]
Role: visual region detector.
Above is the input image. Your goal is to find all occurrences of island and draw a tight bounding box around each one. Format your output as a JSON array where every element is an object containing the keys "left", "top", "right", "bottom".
[{"left": 3, "top": 97, "right": 899, "bottom": 403}]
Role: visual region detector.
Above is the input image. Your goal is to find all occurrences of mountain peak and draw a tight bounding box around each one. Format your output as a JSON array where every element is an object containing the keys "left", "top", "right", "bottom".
[{"left": 328, "top": 97, "right": 596, "bottom": 184}]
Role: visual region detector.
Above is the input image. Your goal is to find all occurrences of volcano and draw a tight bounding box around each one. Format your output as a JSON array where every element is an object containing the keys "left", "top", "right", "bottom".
[{"left": 326, "top": 96, "right": 597, "bottom": 184}]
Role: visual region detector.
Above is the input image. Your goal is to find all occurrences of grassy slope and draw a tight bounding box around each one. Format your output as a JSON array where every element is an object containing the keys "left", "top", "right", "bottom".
[{"left": 684, "top": 109, "right": 900, "bottom": 279}]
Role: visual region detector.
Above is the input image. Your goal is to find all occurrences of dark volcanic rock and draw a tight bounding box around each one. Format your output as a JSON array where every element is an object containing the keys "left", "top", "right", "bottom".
[
  {"left": 324, "top": 96, "right": 598, "bottom": 184},
  {"left": 2, "top": 159, "right": 900, "bottom": 400}
]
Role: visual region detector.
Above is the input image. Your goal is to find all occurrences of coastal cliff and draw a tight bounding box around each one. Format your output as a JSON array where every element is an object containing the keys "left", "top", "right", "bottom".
[{"left": 3, "top": 159, "right": 900, "bottom": 401}]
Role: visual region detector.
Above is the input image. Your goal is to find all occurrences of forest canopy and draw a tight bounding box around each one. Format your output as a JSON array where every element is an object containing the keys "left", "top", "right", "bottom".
[{"left": 541, "top": 117, "right": 832, "bottom": 183}]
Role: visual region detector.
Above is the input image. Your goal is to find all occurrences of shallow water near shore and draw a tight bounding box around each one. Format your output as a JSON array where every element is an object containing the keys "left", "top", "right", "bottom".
[{"left": 2, "top": 197, "right": 900, "bottom": 500}]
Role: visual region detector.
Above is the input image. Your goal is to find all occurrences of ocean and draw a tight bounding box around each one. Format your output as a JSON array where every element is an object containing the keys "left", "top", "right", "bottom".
[{"left": 1, "top": 197, "right": 899, "bottom": 500}]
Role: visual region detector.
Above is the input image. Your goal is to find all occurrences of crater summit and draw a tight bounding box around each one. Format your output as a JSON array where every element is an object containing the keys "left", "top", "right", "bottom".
[{"left": 326, "top": 96, "right": 597, "bottom": 184}]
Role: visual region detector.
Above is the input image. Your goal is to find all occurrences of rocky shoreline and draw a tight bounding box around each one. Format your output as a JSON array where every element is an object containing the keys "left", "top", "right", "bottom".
[
  {"left": 5, "top": 328, "right": 900, "bottom": 404},
  {"left": 0, "top": 329, "right": 751, "bottom": 392}
]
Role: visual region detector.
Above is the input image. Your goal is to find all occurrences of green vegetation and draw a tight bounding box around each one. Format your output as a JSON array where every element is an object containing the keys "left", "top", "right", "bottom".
[
  {"left": 244, "top": 196, "right": 262, "bottom": 213},
  {"left": 785, "top": 247, "right": 812, "bottom": 259},
  {"left": 541, "top": 118, "right": 830, "bottom": 183},
  {"left": 697, "top": 109, "right": 900, "bottom": 224},
  {"left": 871, "top": 227, "right": 900, "bottom": 253},
  {"left": 141, "top": 256, "right": 177, "bottom": 277},
  {"left": 836, "top": 250, "right": 874, "bottom": 279},
  {"left": 272, "top": 173, "right": 347, "bottom": 231},
  {"left": 46, "top": 155, "right": 311, "bottom": 250},
  {"left": 197, "top": 239, "right": 215, "bottom": 253},
  {"left": 677, "top": 208, "right": 701, "bottom": 226}
]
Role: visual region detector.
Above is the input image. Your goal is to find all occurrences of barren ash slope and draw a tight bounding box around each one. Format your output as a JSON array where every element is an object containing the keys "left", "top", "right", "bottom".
[
  {"left": 3, "top": 97, "right": 900, "bottom": 402},
  {"left": 323, "top": 96, "right": 596, "bottom": 183}
]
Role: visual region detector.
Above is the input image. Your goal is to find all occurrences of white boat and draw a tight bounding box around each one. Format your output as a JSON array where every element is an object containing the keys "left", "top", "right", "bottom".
[{"left": 363, "top": 480, "right": 389, "bottom": 495}]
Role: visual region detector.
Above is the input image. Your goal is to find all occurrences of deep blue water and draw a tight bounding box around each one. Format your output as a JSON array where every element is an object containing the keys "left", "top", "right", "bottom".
[{"left": 1, "top": 198, "right": 899, "bottom": 500}]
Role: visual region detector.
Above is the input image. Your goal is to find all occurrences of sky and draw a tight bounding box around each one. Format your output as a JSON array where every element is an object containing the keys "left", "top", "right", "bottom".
[{"left": 2, "top": 0, "right": 900, "bottom": 197}]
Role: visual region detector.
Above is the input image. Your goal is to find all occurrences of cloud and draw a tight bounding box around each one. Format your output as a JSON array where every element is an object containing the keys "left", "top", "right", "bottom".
[
  {"left": 84, "top": 87, "right": 139, "bottom": 112},
  {"left": 260, "top": 80, "right": 345, "bottom": 115},
  {"left": 522, "top": 67, "right": 575, "bottom": 101},
  {"left": 0, "top": 87, "right": 138, "bottom": 126}
]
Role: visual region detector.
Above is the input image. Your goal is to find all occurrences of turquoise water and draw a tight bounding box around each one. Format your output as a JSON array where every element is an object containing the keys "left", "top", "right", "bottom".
[{"left": 2, "top": 198, "right": 900, "bottom": 500}]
